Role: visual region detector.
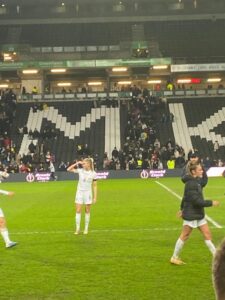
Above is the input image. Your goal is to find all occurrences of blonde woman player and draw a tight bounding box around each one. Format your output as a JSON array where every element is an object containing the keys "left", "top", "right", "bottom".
[
  {"left": 0, "top": 171, "right": 17, "bottom": 248},
  {"left": 67, "top": 158, "right": 97, "bottom": 235}
]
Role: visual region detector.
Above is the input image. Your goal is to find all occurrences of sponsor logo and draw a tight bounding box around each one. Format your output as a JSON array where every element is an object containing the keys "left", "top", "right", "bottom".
[
  {"left": 140, "top": 170, "right": 149, "bottom": 179},
  {"left": 26, "top": 173, "right": 35, "bottom": 183},
  {"left": 96, "top": 172, "right": 109, "bottom": 179},
  {"left": 26, "top": 173, "right": 51, "bottom": 182},
  {"left": 140, "top": 170, "right": 166, "bottom": 179}
]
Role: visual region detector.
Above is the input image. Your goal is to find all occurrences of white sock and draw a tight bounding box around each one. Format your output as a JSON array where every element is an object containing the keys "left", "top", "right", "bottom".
[
  {"left": 1, "top": 228, "right": 11, "bottom": 246},
  {"left": 205, "top": 240, "right": 216, "bottom": 255},
  {"left": 75, "top": 213, "right": 81, "bottom": 232},
  {"left": 85, "top": 213, "right": 90, "bottom": 231},
  {"left": 172, "top": 238, "right": 184, "bottom": 258}
]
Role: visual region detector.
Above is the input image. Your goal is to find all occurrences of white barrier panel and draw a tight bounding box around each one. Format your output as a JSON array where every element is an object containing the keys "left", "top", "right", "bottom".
[{"left": 207, "top": 167, "right": 225, "bottom": 177}]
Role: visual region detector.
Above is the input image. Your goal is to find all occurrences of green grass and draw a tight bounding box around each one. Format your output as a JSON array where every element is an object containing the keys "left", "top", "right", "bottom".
[{"left": 0, "top": 177, "right": 224, "bottom": 300}]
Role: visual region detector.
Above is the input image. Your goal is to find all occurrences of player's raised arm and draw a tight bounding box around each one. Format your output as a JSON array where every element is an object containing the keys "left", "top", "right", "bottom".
[{"left": 67, "top": 161, "right": 83, "bottom": 172}]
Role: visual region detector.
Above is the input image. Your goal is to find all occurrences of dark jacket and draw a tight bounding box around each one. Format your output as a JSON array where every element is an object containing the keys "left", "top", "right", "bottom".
[
  {"left": 181, "top": 164, "right": 208, "bottom": 188},
  {"left": 180, "top": 175, "right": 212, "bottom": 221}
]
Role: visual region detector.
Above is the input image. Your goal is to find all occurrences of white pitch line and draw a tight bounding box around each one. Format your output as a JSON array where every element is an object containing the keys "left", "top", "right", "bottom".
[
  {"left": 155, "top": 180, "right": 223, "bottom": 229},
  {"left": 10, "top": 226, "right": 223, "bottom": 236}
]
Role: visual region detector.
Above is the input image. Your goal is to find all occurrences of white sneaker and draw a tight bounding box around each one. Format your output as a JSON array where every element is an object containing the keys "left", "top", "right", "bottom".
[
  {"left": 170, "top": 257, "right": 186, "bottom": 265},
  {"left": 6, "top": 241, "right": 18, "bottom": 248},
  {"left": 74, "top": 230, "right": 80, "bottom": 235},
  {"left": 83, "top": 229, "right": 88, "bottom": 235}
]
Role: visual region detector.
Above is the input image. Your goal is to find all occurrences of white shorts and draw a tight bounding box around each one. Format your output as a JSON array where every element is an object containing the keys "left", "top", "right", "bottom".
[
  {"left": 75, "top": 190, "right": 93, "bottom": 205},
  {"left": 0, "top": 208, "right": 4, "bottom": 218},
  {"left": 183, "top": 218, "right": 207, "bottom": 228}
]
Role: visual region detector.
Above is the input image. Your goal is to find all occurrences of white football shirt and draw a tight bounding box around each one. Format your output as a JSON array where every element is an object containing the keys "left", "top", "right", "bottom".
[{"left": 76, "top": 168, "right": 97, "bottom": 191}]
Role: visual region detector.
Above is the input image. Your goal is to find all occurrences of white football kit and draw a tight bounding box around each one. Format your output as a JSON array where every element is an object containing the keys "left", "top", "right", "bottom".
[
  {"left": 75, "top": 168, "right": 97, "bottom": 205},
  {"left": 0, "top": 189, "right": 10, "bottom": 218}
]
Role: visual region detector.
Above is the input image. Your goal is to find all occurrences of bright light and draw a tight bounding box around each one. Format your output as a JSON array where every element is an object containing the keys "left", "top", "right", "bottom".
[
  {"left": 61, "top": 2, "right": 65, "bottom": 6},
  {"left": 118, "top": 81, "right": 132, "bottom": 85},
  {"left": 3, "top": 53, "right": 10, "bottom": 57},
  {"left": 177, "top": 79, "right": 191, "bottom": 84},
  {"left": 1, "top": 4, "right": 5, "bottom": 7},
  {"left": 207, "top": 78, "right": 222, "bottom": 83},
  {"left": 152, "top": 65, "right": 168, "bottom": 70},
  {"left": 4, "top": 56, "right": 13, "bottom": 61},
  {"left": 0, "top": 84, "right": 9, "bottom": 88},
  {"left": 22, "top": 69, "right": 38, "bottom": 74},
  {"left": 51, "top": 69, "right": 67, "bottom": 73},
  {"left": 57, "top": 82, "right": 71, "bottom": 87},
  {"left": 88, "top": 82, "right": 102, "bottom": 86},
  {"left": 148, "top": 80, "right": 162, "bottom": 84},
  {"left": 112, "top": 67, "right": 128, "bottom": 72}
]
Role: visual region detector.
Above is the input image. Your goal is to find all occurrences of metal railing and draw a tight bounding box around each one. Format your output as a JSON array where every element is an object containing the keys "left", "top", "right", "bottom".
[{"left": 15, "top": 89, "right": 225, "bottom": 102}]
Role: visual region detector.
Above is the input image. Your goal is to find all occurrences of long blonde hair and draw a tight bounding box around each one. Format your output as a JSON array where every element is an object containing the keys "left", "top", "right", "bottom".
[{"left": 83, "top": 158, "right": 94, "bottom": 171}]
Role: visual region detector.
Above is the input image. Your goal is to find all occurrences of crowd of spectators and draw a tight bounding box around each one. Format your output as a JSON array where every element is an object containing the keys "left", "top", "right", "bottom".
[
  {"left": 101, "top": 95, "right": 225, "bottom": 171},
  {"left": 102, "top": 96, "right": 187, "bottom": 171},
  {"left": 0, "top": 89, "right": 225, "bottom": 174},
  {"left": 0, "top": 89, "right": 18, "bottom": 173}
]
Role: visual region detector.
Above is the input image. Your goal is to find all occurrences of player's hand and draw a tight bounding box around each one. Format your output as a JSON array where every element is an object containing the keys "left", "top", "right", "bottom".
[
  {"left": 92, "top": 198, "right": 97, "bottom": 204},
  {"left": 176, "top": 210, "right": 183, "bottom": 218},
  {"left": 213, "top": 200, "right": 219, "bottom": 207},
  {"left": 8, "top": 191, "right": 15, "bottom": 196},
  {"left": 75, "top": 161, "right": 83, "bottom": 167}
]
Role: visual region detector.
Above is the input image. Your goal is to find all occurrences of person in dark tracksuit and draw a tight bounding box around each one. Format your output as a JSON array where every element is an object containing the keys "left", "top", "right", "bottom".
[{"left": 170, "top": 162, "right": 219, "bottom": 265}]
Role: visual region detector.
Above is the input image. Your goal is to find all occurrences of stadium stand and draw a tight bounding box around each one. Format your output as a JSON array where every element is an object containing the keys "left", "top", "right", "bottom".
[
  {"left": 1, "top": 87, "right": 225, "bottom": 173},
  {"left": 5, "top": 100, "right": 123, "bottom": 170},
  {"left": 0, "top": 24, "right": 132, "bottom": 47},
  {"left": 169, "top": 98, "right": 225, "bottom": 161},
  {"left": 145, "top": 20, "right": 225, "bottom": 62},
  {"left": 1, "top": 19, "right": 225, "bottom": 62}
]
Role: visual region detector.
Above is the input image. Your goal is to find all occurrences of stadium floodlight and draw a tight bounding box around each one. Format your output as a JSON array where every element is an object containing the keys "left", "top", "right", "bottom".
[
  {"left": 57, "top": 82, "right": 71, "bottom": 86},
  {"left": 3, "top": 56, "right": 13, "bottom": 61},
  {"left": 112, "top": 67, "right": 128, "bottom": 72},
  {"left": 177, "top": 79, "right": 191, "bottom": 84},
  {"left": 22, "top": 69, "right": 38, "bottom": 74},
  {"left": 3, "top": 52, "right": 17, "bottom": 61},
  {"left": 152, "top": 65, "right": 168, "bottom": 70},
  {"left": 207, "top": 78, "right": 222, "bottom": 83},
  {"left": 0, "top": 84, "right": 9, "bottom": 88},
  {"left": 118, "top": 81, "right": 132, "bottom": 85},
  {"left": 51, "top": 69, "right": 67, "bottom": 73},
  {"left": 148, "top": 80, "right": 162, "bottom": 84},
  {"left": 88, "top": 82, "right": 102, "bottom": 86}
]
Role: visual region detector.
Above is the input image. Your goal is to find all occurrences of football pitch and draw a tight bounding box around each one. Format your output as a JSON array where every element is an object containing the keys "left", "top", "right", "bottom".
[{"left": 1, "top": 177, "right": 224, "bottom": 300}]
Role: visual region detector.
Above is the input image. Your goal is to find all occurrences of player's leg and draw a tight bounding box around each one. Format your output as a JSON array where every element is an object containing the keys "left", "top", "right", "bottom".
[
  {"left": 74, "top": 203, "right": 82, "bottom": 235},
  {"left": 84, "top": 204, "right": 91, "bottom": 235},
  {"left": 74, "top": 190, "right": 83, "bottom": 235},
  {"left": 170, "top": 225, "right": 193, "bottom": 265},
  {"left": 0, "top": 210, "right": 17, "bottom": 248},
  {"left": 198, "top": 223, "right": 216, "bottom": 255}
]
